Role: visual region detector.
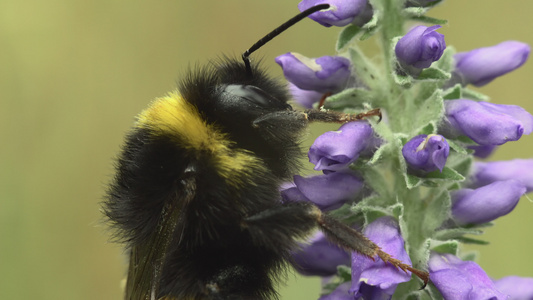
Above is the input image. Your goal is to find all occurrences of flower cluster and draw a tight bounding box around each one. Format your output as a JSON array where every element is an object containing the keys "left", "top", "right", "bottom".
[{"left": 278, "top": 0, "right": 532, "bottom": 299}]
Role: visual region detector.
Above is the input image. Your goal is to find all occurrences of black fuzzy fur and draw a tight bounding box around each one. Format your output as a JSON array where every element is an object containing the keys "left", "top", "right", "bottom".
[{"left": 104, "top": 58, "right": 315, "bottom": 300}]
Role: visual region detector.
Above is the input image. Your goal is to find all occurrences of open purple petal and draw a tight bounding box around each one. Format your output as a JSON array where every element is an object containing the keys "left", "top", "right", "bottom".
[
  {"left": 351, "top": 217, "right": 411, "bottom": 298},
  {"left": 319, "top": 282, "right": 353, "bottom": 300},
  {"left": 493, "top": 276, "right": 533, "bottom": 299},
  {"left": 429, "top": 253, "right": 507, "bottom": 300},
  {"left": 288, "top": 83, "right": 323, "bottom": 108},
  {"left": 309, "top": 121, "right": 378, "bottom": 172},
  {"left": 276, "top": 53, "right": 351, "bottom": 93},
  {"left": 291, "top": 231, "right": 350, "bottom": 276},
  {"left": 291, "top": 171, "right": 364, "bottom": 211}
]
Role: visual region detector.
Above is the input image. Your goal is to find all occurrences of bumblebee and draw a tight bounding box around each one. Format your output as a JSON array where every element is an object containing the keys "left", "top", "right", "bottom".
[{"left": 104, "top": 4, "right": 428, "bottom": 300}]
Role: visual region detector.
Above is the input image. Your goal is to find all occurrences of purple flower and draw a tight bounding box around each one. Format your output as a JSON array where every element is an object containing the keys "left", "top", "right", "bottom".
[
  {"left": 319, "top": 282, "right": 352, "bottom": 300},
  {"left": 468, "top": 144, "right": 497, "bottom": 159},
  {"left": 281, "top": 170, "right": 363, "bottom": 211},
  {"left": 395, "top": 25, "right": 446, "bottom": 69},
  {"left": 350, "top": 217, "right": 412, "bottom": 299},
  {"left": 298, "top": 0, "right": 368, "bottom": 27},
  {"left": 454, "top": 41, "right": 530, "bottom": 86},
  {"left": 442, "top": 99, "right": 533, "bottom": 146},
  {"left": 291, "top": 231, "right": 350, "bottom": 276},
  {"left": 288, "top": 83, "right": 323, "bottom": 109},
  {"left": 402, "top": 134, "right": 449, "bottom": 172},
  {"left": 472, "top": 159, "right": 533, "bottom": 193},
  {"left": 275, "top": 53, "right": 351, "bottom": 93},
  {"left": 451, "top": 179, "right": 526, "bottom": 225},
  {"left": 309, "top": 121, "right": 379, "bottom": 172},
  {"left": 493, "top": 276, "right": 533, "bottom": 299},
  {"left": 428, "top": 252, "right": 507, "bottom": 300}
]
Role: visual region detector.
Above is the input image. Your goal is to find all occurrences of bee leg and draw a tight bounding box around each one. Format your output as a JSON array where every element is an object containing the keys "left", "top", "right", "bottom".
[
  {"left": 243, "top": 202, "right": 429, "bottom": 287},
  {"left": 242, "top": 202, "right": 319, "bottom": 253}
]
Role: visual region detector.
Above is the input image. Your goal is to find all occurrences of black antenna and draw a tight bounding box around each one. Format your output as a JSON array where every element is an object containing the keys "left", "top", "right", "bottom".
[{"left": 241, "top": 4, "right": 330, "bottom": 76}]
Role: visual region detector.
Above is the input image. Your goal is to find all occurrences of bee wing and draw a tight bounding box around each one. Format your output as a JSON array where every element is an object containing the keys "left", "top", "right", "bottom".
[{"left": 124, "top": 175, "right": 196, "bottom": 300}]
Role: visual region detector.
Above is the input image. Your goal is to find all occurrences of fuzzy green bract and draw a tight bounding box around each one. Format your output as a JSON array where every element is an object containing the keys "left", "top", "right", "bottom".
[{"left": 281, "top": 0, "right": 532, "bottom": 299}]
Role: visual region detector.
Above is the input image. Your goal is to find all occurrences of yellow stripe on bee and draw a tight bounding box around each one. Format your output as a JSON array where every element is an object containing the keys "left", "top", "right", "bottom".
[{"left": 135, "top": 91, "right": 265, "bottom": 187}]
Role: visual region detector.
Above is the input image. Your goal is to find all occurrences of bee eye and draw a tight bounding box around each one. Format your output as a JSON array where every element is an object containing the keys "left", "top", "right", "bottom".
[{"left": 222, "top": 84, "right": 290, "bottom": 110}]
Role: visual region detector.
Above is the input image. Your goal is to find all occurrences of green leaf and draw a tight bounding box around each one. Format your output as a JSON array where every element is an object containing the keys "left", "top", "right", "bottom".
[
  {"left": 405, "top": 173, "right": 422, "bottom": 189},
  {"left": 424, "top": 166, "right": 465, "bottom": 182},
  {"left": 434, "top": 228, "right": 484, "bottom": 240},
  {"left": 409, "top": 15, "right": 448, "bottom": 25},
  {"left": 359, "top": 26, "right": 379, "bottom": 41},
  {"left": 367, "top": 142, "right": 388, "bottom": 165},
  {"left": 456, "top": 236, "right": 489, "bottom": 245},
  {"left": 454, "top": 135, "right": 477, "bottom": 145},
  {"left": 358, "top": 167, "right": 391, "bottom": 202},
  {"left": 446, "top": 138, "right": 468, "bottom": 155},
  {"left": 391, "top": 203, "right": 404, "bottom": 219},
  {"left": 430, "top": 239, "right": 459, "bottom": 255},
  {"left": 393, "top": 70, "right": 413, "bottom": 86},
  {"left": 417, "top": 123, "right": 436, "bottom": 135},
  {"left": 447, "top": 154, "right": 473, "bottom": 177},
  {"left": 443, "top": 84, "right": 462, "bottom": 100},
  {"left": 403, "top": 7, "right": 429, "bottom": 17},
  {"left": 411, "top": 89, "right": 444, "bottom": 134},
  {"left": 417, "top": 67, "right": 451, "bottom": 81},
  {"left": 359, "top": 13, "right": 379, "bottom": 41},
  {"left": 361, "top": 206, "right": 391, "bottom": 223},
  {"left": 434, "top": 46, "right": 456, "bottom": 73},
  {"left": 461, "top": 251, "right": 479, "bottom": 262},
  {"left": 336, "top": 24, "right": 362, "bottom": 51},
  {"left": 462, "top": 87, "right": 490, "bottom": 101},
  {"left": 337, "top": 265, "right": 351, "bottom": 281},
  {"left": 348, "top": 48, "right": 383, "bottom": 91}
]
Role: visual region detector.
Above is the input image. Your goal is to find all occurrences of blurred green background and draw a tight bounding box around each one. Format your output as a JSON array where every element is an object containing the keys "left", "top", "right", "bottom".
[{"left": 1, "top": 1, "right": 532, "bottom": 299}]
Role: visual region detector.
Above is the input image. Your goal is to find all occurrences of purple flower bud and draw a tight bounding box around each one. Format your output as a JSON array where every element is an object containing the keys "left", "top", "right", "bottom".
[
  {"left": 319, "top": 282, "right": 352, "bottom": 300},
  {"left": 443, "top": 99, "right": 533, "bottom": 145},
  {"left": 288, "top": 83, "right": 323, "bottom": 109},
  {"left": 493, "top": 276, "right": 533, "bottom": 299},
  {"left": 395, "top": 25, "right": 446, "bottom": 69},
  {"left": 298, "top": 0, "right": 368, "bottom": 27},
  {"left": 291, "top": 231, "right": 350, "bottom": 276},
  {"left": 451, "top": 179, "right": 526, "bottom": 225},
  {"left": 402, "top": 134, "right": 449, "bottom": 172},
  {"left": 309, "top": 121, "right": 379, "bottom": 172},
  {"left": 454, "top": 41, "right": 530, "bottom": 87},
  {"left": 281, "top": 171, "right": 364, "bottom": 211},
  {"left": 275, "top": 53, "right": 351, "bottom": 93},
  {"left": 350, "top": 217, "right": 412, "bottom": 298},
  {"left": 428, "top": 252, "right": 507, "bottom": 300},
  {"left": 472, "top": 159, "right": 533, "bottom": 193}
]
